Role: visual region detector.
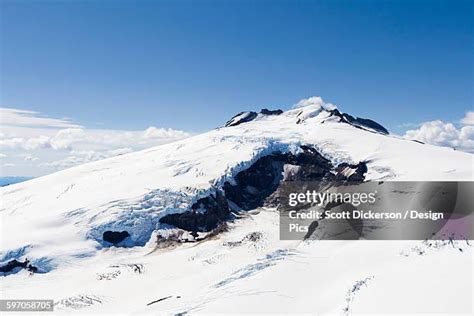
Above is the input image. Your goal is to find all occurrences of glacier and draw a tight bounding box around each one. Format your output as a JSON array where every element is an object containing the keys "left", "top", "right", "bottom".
[{"left": 0, "top": 101, "right": 472, "bottom": 314}]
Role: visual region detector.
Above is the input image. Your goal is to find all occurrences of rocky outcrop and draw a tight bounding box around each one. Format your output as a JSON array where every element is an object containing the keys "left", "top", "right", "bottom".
[
  {"left": 260, "top": 108, "right": 283, "bottom": 115},
  {"left": 335, "top": 162, "right": 368, "bottom": 182},
  {"left": 103, "top": 230, "right": 130, "bottom": 244},
  {"left": 160, "top": 145, "right": 367, "bottom": 235},
  {"left": 224, "top": 109, "right": 283, "bottom": 127},
  {"left": 225, "top": 111, "right": 258, "bottom": 127},
  {"left": 224, "top": 145, "right": 334, "bottom": 210},
  {"left": 0, "top": 258, "right": 38, "bottom": 275},
  {"left": 329, "top": 109, "right": 389, "bottom": 135},
  {"left": 160, "top": 191, "right": 230, "bottom": 235}
]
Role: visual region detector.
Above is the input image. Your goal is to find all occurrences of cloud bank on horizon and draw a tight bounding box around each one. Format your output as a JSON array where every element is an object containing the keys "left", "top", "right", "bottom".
[
  {"left": 403, "top": 111, "right": 474, "bottom": 153},
  {"left": 0, "top": 99, "right": 472, "bottom": 177},
  {"left": 0, "top": 107, "right": 191, "bottom": 176}
]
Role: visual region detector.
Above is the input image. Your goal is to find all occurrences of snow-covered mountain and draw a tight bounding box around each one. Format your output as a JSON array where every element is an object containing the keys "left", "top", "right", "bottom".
[{"left": 1, "top": 100, "right": 472, "bottom": 314}]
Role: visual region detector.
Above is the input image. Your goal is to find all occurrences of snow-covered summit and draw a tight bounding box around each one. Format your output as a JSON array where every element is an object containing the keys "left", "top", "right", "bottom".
[
  {"left": 0, "top": 96, "right": 472, "bottom": 270},
  {"left": 224, "top": 96, "right": 389, "bottom": 134},
  {"left": 0, "top": 96, "right": 472, "bottom": 314}
]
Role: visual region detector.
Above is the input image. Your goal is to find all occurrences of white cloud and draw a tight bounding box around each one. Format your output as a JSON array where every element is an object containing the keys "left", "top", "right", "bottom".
[
  {"left": 293, "top": 96, "right": 337, "bottom": 111},
  {"left": 403, "top": 112, "right": 474, "bottom": 153},
  {"left": 460, "top": 111, "right": 474, "bottom": 125},
  {"left": 0, "top": 117, "right": 191, "bottom": 152},
  {"left": 143, "top": 126, "right": 189, "bottom": 139},
  {"left": 49, "top": 128, "right": 86, "bottom": 150},
  {"left": 0, "top": 135, "right": 51, "bottom": 150},
  {"left": 0, "top": 107, "right": 192, "bottom": 176},
  {"left": 293, "top": 96, "right": 325, "bottom": 109},
  {"left": 0, "top": 108, "right": 81, "bottom": 128}
]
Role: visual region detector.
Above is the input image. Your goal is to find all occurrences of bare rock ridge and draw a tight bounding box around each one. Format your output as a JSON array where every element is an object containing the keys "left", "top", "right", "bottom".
[
  {"left": 329, "top": 109, "right": 389, "bottom": 135},
  {"left": 0, "top": 258, "right": 38, "bottom": 275},
  {"left": 225, "top": 111, "right": 258, "bottom": 127},
  {"left": 223, "top": 145, "right": 335, "bottom": 210},
  {"left": 159, "top": 145, "right": 367, "bottom": 235},
  {"left": 224, "top": 108, "right": 283, "bottom": 127},
  {"left": 159, "top": 190, "right": 230, "bottom": 234},
  {"left": 260, "top": 108, "right": 284, "bottom": 115},
  {"left": 224, "top": 106, "right": 389, "bottom": 135},
  {"left": 103, "top": 231, "right": 131, "bottom": 245}
]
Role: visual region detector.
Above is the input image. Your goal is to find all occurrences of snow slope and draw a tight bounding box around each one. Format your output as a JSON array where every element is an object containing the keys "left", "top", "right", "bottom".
[{"left": 1, "top": 102, "right": 472, "bottom": 314}]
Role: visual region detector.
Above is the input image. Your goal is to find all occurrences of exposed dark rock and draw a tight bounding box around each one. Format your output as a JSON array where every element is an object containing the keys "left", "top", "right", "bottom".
[
  {"left": 304, "top": 221, "right": 319, "bottom": 240},
  {"left": 224, "top": 109, "right": 284, "bottom": 127},
  {"left": 103, "top": 230, "right": 130, "bottom": 244},
  {"left": 160, "top": 145, "right": 367, "bottom": 238},
  {"left": 160, "top": 191, "right": 230, "bottom": 233},
  {"left": 224, "top": 111, "right": 258, "bottom": 127},
  {"left": 330, "top": 109, "right": 389, "bottom": 135},
  {"left": 224, "top": 231, "right": 264, "bottom": 248},
  {"left": 260, "top": 108, "right": 283, "bottom": 115},
  {"left": 224, "top": 146, "right": 334, "bottom": 210},
  {"left": 335, "top": 162, "right": 368, "bottom": 182},
  {"left": 147, "top": 296, "right": 173, "bottom": 306},
  {"left": 0, "top": 259, "right": 27, "bottom": 273},
  {"left": 206, "top": 222, "right": 230, "bottom": 239},
  {"left": 224, "top": 154, "right": 287, "bottom": 210},
  {"left": 154, "top": 231, "right": 184, "bottom": 249},
  {"left": 290, "top": 145, "right": 334, "bottom": 180},
  {"left": 0, "top": 258, "right": 38, "bottom": 275}
]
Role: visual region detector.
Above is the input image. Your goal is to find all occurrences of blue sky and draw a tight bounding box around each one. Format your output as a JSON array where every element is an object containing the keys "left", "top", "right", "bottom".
[
  {"left": 2, "top": 0, "right": 472, "bottom": 132},
  {"left": 0, "top": 0, "right": 473, "bottom": 176}
]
